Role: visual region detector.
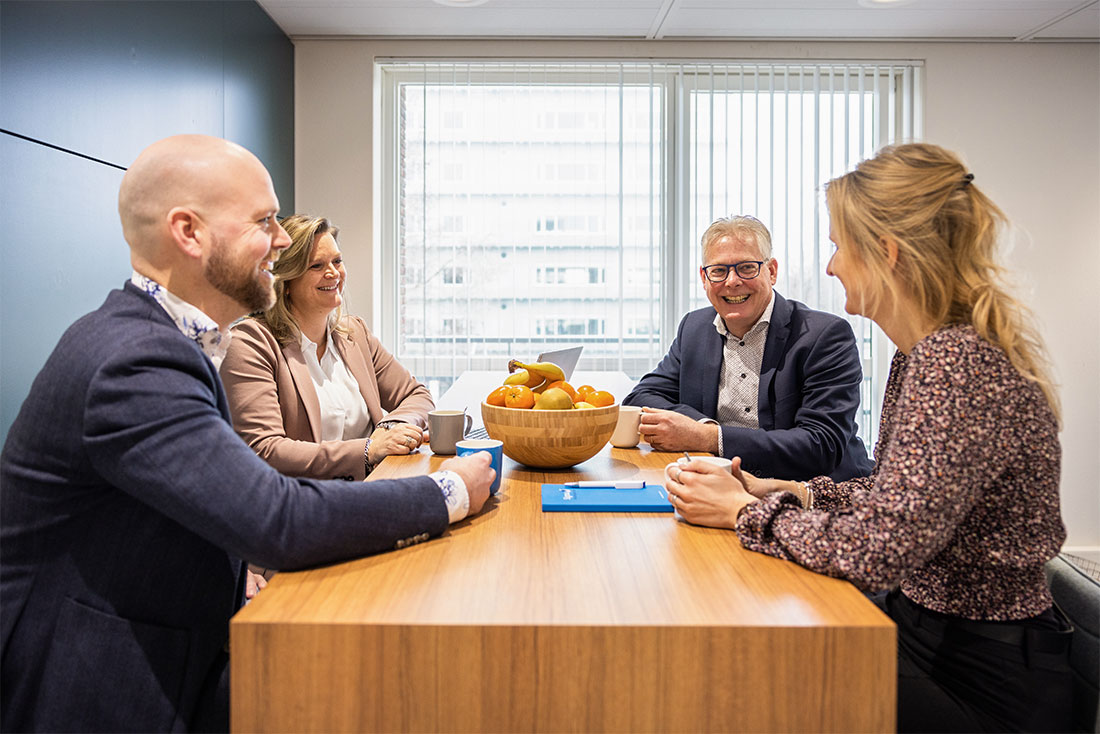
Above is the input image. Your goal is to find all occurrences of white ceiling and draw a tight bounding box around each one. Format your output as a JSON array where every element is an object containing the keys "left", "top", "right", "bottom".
[{"left": 257, "top": 0, "right": 1099, "bottom": 41}]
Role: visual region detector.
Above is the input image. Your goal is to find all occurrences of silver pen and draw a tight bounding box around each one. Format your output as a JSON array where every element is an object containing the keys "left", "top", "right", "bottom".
[{"left": 562, "top": 480, "right": 645, "bottom": 489}]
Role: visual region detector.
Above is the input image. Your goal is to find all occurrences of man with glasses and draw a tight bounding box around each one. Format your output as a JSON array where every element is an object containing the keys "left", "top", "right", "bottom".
[{"left": 624, "top": 215, "right": 872, "bottom": 481}]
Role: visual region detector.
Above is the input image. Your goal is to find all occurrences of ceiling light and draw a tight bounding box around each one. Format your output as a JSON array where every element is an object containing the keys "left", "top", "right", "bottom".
[
  {"left": 857, "top": 0, "right": 918, "bottom": 7},
  {"left": 432, "top": 0, "right": 490, "bottom": 6}
]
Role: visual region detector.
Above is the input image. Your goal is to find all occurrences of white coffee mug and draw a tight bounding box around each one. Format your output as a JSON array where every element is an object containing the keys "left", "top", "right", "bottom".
[
  {"left": 610, "top": 406, "right": 642, "bottom": 448},
  {"left": 684, "top": 455, "right": 733, "bottom": 473},
  {"left": 666, "top": 455, "right": 733, "bottom": 489}
]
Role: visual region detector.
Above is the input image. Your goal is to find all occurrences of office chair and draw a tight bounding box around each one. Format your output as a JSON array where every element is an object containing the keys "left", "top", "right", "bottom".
[{"left": 1046, "top": 553, "right": 1100, "bottom": 733}]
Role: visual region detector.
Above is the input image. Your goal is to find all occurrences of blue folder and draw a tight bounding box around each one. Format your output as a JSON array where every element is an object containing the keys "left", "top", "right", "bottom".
[{"left": 541, "top": 483, "right": 673, "bottom": 513}]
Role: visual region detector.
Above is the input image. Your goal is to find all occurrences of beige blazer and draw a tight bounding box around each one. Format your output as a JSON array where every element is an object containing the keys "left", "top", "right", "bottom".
[{"left": 220, "top": 316, "right": 434, "bottom": 480}]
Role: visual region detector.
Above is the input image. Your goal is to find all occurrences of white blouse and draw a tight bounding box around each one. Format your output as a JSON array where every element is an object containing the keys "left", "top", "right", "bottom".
[{"left": 298, "top": 329, "right": 372, "bottom": 442}]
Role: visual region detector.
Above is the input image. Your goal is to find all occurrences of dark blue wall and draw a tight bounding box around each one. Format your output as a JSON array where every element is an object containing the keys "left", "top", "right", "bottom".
[{"left": 0, "top": 0, "right": 294, "bottom": 440}]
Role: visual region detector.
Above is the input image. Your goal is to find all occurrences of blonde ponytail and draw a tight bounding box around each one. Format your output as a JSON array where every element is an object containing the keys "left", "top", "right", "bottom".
[{"left": 826, "top": 143, "right": 1060, "bottom": 423}]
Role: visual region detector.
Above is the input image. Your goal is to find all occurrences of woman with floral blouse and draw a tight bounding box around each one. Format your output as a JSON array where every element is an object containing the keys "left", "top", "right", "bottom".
[{"left": 665, "top": 143, "right": 1072, "bottom": 732}]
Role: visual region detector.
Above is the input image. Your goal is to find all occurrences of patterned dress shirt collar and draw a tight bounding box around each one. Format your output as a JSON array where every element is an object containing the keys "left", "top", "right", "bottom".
[{"left": 130, "top": 271, "right": 231, "bottom": 368}]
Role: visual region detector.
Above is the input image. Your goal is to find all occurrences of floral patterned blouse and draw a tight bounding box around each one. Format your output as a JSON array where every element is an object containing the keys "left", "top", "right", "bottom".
[{"left": 736, "top": 324, "right": 1064, "bottom": 621}]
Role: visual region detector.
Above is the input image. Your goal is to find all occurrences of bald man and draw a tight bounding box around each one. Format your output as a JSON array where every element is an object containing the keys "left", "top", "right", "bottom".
[{"left": 0, "top": 135, "right": 495, "bottom": 732}]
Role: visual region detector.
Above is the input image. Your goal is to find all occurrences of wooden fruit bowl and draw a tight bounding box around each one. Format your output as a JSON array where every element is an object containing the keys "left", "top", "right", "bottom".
[{"left": 480, "top": 402, "right": 619, "bottom": 469}]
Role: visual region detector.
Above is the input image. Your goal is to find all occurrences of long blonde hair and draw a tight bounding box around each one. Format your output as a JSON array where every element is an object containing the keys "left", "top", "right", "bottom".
[
  {"left": 825, "top": 143, "right": 1060, "bottom": 422},
  {"left": 252, "top": 214, "right": 349, "bottom": 346}
]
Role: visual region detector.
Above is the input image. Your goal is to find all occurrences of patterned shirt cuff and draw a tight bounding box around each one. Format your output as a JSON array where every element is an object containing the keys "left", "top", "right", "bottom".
[
  {"left": 430, "top": 470, "right": 470, "bottom": 524},
  {"left": 697, "top": 418, "right": 723, "bottom": 456}
]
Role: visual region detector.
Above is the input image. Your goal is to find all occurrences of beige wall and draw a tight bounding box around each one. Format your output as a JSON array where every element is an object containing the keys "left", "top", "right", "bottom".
[{"left": 295, "top": 39, "right": 1099, "bottom": 552}]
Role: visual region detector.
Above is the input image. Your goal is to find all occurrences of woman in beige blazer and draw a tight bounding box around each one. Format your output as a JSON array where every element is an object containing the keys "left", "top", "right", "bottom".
[{"left": 221, "top": 214, "right": 434, "bottom": 481}]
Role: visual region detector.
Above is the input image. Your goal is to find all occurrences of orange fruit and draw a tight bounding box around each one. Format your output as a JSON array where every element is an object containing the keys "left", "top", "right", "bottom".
[
  {"left": 486, "top": 385, "right": 509, "bottom": 406},
  {"left": 587, "top": 390, "right": 614, "bottom": 407},
  {"left": 575, "top": 384, "right": 595, "bottom": 402},
  {"left": 504, "top": 385, "right": 536, "bottom": 409},
  {"left": 544, "top": 380, "right": 576, "bottom": 401}
]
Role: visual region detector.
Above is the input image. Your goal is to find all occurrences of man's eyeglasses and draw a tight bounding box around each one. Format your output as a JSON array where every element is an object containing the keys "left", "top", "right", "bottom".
[{"left": 702, "top": 261, "right": 766, "bottom": 282}]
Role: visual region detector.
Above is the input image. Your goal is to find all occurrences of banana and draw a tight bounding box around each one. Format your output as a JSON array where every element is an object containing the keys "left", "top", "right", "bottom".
[
  {"left": 504, "top": 369, "right": 532, "bottom": 386},
  {"left": 517, "top": 360, "right": 566, "bottom": 384},
  {"left": 505, "top": 362, "right": 545, "bottom": 388}
]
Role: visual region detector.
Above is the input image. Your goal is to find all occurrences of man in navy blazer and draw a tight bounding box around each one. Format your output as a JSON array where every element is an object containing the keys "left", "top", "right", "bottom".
[
  {"left": 624, "top": 216, "right": 872, "bottom": 482},
  {"left": 0, "top": 135, "right": 495, "bottom": 732}
]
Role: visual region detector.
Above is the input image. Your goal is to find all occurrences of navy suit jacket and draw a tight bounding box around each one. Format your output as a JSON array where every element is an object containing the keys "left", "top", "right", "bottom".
[
  {"left": 624, "top": 292, "right": 872, "bottom": 481},
  {"left": 0, "top": 283, "right": 449, "bottom": 732}
]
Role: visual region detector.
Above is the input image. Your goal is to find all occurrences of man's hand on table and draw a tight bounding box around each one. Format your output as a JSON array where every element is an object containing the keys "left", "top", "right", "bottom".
[
  {"left": 245, "top": 570, "right": 267, "bottom": 601},
  {"left": 638, "top": 407, "right": 720, "bottom": 453},
  {"left": 440, "top": 452, "right": 493, "bottom": 515}
]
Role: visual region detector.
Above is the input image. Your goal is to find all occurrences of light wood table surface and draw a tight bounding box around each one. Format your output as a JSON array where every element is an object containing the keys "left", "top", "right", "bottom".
[{"left": 231, "top": 440, "right": 896, "bottom": 732}]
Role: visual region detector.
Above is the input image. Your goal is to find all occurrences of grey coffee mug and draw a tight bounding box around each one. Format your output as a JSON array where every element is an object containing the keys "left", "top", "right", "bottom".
[{"left": 428, "top": 410, "right": 473, "bottom": 455}]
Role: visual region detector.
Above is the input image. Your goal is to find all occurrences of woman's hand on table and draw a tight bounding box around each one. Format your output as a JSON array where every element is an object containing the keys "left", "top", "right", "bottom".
[
  {"left": 664, "top": 457, "right": 756, "bottom": 529},
  {"left": 729, "top": 462, "right": 791, "bottom": 500},
  {"left": 440, "top": 452, "right": 493, "bottom": 515},
  {"left": 367, "top": 422, "right": 425, "bottom": 464}
]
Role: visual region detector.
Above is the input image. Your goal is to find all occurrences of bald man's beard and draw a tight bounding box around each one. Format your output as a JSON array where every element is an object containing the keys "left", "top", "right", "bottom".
[{"left": 205, "top": 237, "right": 276, "bottom": 315}]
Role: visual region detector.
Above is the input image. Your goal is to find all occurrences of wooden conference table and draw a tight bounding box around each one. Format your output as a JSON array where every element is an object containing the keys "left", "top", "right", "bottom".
[{"left": 230, "top": 375, "right": 896, "bottom": 733}]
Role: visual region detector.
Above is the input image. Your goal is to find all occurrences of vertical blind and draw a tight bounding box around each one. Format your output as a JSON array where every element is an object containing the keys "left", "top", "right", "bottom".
[{"left": 378, "top": 60, "right": 922, "bottom": 447}]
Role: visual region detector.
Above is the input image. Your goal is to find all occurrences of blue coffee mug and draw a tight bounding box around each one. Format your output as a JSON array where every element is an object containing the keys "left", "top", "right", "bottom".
[{"left": 455, "top": 438, "right": 503, "bottom": 494}]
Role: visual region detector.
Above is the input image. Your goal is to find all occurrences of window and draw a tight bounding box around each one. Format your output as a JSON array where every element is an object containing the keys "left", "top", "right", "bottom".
[
  {"left": 442, "top": 110, "right": 464, "bottom": 129},
  {"left": 440, "top": 215, "right": 464, "bottom": 233},
  {"left": 537, "top": 318, "right": 606, "bottom": 336},
  {"left": 379, "top": 61, "right": 921, "bottom": 445},
  {"left": 536, "top": 266, "right": 605, "bottom": 285},
  {"left": 536, "top": 215, "right": 603, "bottom": 234},
  {"left": 442, "top": 163, "right": 463, "bottom": 181},
  {"left": 625, "top": 318, "right": 655, "bottom": 336},
  {"left": 441, "top": 317, "right": 467, "bottom": 336}
]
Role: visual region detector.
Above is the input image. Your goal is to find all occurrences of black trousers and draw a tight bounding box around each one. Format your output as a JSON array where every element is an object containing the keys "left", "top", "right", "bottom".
[{"left": 879, "top": 589, "right": 1073, "bottom": 733}]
